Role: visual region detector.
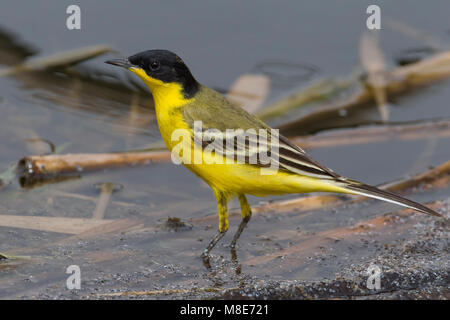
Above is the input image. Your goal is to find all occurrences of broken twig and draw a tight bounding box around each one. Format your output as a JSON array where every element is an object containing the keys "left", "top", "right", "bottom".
[
  {"left": 19, "top": 151, "right": 171, "bottom": 176},
  {"left": 17, "top": 119, "right": 450, "bottom": 178},
  {"left": 278, "top": 51, "right": 450, "bottom": 132},
  {"left": 0, "top": 45, "right": 112, "bottom": 76}
]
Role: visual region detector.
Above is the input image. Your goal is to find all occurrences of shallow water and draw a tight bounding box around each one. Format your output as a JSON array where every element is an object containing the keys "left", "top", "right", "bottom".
[{"left": 0, "top": 1, "right": 449, "bottom": 298}]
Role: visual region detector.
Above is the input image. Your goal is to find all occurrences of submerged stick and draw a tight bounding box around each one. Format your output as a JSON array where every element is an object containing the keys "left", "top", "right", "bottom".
[
  {"left": 17, "top": 119, "right": 450, "bottom": 178},
  {"left": 380, "top": 161, "right": 450, "bottom": 192},
  {"left": 0, "top": 45, "right": 112, "bottom": 76},
  {"left": 278, "top": 51, "right": 450, "bottom": 131},
  {"left": 53, "top": 190, "right": 135, "bottom": 208},
  {"left": 359, "top": 32, "right": 390, "bottom": 122},
  {"left": 292, "top": 118, "right": 450, "bottom": 150},
  {"left": 0, "top": 215, "right": 116, "bottom": 235},
  {"left": 386, "top": 19, "right": 446, "bottom": 51},
  {"left": 19, "top": 151, "right": 171, "bottom": 176},
  {"left": 92, "top": 183, "right": 122, "bottom": 220},
  {"left": 255, "top": 77, "right": 354, "bottom": 121}
]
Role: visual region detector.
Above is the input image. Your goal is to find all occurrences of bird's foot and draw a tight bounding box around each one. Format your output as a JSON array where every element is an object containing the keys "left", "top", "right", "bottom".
[{"left": 201, "top": 250, "right": 212, "bottom": 270}]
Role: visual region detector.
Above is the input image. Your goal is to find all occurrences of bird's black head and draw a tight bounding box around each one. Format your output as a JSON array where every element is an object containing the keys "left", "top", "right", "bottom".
[{"left": 106, "top": 49, "right": 199, "bottom": 98}]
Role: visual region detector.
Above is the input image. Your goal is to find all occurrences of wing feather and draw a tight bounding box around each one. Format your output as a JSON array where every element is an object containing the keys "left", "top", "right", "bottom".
[{"left": 182, "top": 85, "right": 341, "bottom": 179}]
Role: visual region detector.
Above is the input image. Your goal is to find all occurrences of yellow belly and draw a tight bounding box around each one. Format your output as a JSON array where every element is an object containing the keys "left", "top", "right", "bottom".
[
  {"left": 155, "top": 103, "right": 349, "bottom": 197},
  {"left": 183, "top": 148, "right": 350, "bottom": 196}
]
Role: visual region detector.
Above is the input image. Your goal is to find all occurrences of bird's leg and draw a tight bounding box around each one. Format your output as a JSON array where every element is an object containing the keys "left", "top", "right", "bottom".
[
  {"left": 230, "top": 194, "right": 252, "bottom": 253},
  {"left": 201, "top": 190, "right": 229, "bottom": 269}
]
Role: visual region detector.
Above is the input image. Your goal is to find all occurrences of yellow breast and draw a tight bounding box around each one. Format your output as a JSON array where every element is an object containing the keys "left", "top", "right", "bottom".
[{"left": 150, "top": 82, "right": 349, "bottom": 197}]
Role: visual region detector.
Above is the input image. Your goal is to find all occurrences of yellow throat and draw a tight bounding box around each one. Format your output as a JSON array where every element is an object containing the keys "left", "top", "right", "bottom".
[{"left": 128, "top": 67, "right": 193, "bottom": 149}]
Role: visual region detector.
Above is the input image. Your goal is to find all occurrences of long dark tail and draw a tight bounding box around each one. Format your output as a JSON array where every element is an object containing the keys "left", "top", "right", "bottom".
[{"left": 339, "top": 180, "right": 442, "bottom": 217}]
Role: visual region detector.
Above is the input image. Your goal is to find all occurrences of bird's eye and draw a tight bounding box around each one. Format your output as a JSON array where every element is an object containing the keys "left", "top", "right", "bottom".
[{"left": 149, "top": 60, "right": 160, "bottom": 71}]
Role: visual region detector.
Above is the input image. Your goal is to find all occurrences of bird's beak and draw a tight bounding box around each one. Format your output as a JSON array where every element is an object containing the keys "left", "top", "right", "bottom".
[
  {"left": 105, "top": 58, "right": 135, "bottom": 69},
  {"left": 105, "top": 57, "right": 163, "bottom": 89}
]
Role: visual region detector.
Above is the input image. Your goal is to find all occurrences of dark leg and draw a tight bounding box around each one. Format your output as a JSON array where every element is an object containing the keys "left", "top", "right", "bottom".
[
  {"left": 230, "top": 194, "right": 252, "bottom": 250},
  {"left": 201, "top": 189, "right": 229, "bottom": 269}
]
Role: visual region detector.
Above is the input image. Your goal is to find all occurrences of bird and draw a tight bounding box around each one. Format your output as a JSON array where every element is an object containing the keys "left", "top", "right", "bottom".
[{"left": 105, "top": 49, "right": 441, "bottom": 265}]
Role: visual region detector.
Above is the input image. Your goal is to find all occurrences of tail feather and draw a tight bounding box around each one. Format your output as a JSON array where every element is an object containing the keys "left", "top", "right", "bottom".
[{"left": 340, "top": 180, "right": 442, "bottom": 217}]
